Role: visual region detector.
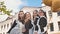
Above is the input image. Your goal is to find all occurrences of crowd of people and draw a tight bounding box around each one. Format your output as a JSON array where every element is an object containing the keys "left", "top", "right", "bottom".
[{"left": 7, "top": 9, "right": 47, "bottom": 34}]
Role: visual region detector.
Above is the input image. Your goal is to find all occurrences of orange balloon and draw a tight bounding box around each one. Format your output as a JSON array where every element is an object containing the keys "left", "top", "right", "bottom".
[
  {"left": 52, "top": 0, "right": 60, "bottom": 12},
  {"left": 43, "top": 0, "right": 60, "bottom": 12},
  {"left": 43, "top": 0, "right": 52, "bottom": 6}
]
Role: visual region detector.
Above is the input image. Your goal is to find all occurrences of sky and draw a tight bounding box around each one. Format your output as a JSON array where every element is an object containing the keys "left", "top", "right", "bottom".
[
  {"left": 20, "top": 0, "right": 42, "bottom": 8},
  {"left": 25, "top": 0, "right": 42, "bottom": 7},
  {"left": 1, "top": 0, "right": 42, "bottom": 13}
]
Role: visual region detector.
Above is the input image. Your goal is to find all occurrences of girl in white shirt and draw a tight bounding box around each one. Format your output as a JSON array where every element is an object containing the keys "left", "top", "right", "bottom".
[{"left": 8, "top": 11, "right": 26, "bottom": 34}]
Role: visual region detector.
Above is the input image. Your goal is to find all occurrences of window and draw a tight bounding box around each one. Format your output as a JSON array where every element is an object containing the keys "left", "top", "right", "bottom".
[
  {"left": 58, "top": 21, "right": 60, "bottom": 30},
  {"left": 4, "top": 25, "right": 6, "bottom": 29},
  {"left": 50, "top": 23, "right": 54, "bottom": 31},
  {"left": 7, "top": 24, "right": 9, "bottom": 28},
  {"left": 48, "top": 11, "right": 52, "bottom": 17},
  {"left": 11, "top": 23, "right": 12, "bottom": 26},
  {"left": 57, "top": 11, "right": 60, "bottom": 16},
  {"left": 1, "top": 25, "right": 3, "bottom": 30}
]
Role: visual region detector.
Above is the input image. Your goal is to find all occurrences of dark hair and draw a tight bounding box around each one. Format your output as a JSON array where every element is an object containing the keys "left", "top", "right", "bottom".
[
  {"left": 44, "top": 12, "right": 47, "bottom": 18},
  {"left": 33, "top": 10, "right": 38, "bottom": 13},
  {"left": 33, "top": 10, "right": 38, "bottom": 20},
  {"left": 39, "top": 9, "right": 47, "bottom": 18},
  {"left": 18, "top": 11, "right": 24, "bottom": 24},
  {"left": 39, "top": 9, "right": 44, "bottom": 13}
]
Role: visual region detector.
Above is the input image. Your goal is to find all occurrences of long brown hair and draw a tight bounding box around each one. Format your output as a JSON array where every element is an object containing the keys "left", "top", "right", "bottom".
[
  {"left": 39, "top": 9, "right": 47, "bottom": 18},
  {"left": 18, "top": 11, "right": 24, "bottom": 24},
  {"left": 24, "top": 12, "right": 31, "bottom": 24},
  {"left": 24, "top": 12, "right": 31, "bottom": 19},
  {"left": 33, "top": 10, "right": 38, "bottom": 20}
]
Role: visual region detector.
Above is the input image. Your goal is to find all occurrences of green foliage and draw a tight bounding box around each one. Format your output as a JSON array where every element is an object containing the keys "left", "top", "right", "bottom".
[{"left": 0, "top": 1, "right": 11, "bottom": 15}]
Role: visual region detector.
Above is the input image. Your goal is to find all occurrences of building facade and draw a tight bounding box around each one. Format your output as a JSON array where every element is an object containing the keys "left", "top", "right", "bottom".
[
  {"left": 41, "top": 3, "right": 60, "bottom": 34},
  {"left": 0, "top": 19, "right": 13, "bottom": 34},
  {"left": 0, "top": 13, "right": 18, "bottom": 34}
]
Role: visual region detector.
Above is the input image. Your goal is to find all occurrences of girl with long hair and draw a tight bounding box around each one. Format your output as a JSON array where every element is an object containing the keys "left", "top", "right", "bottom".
[
  {"left": 8, "top": 11, "right": 26, "bottom": 34},
  {"left": 23, "top": 12, "right": 33, "bottom": 34}
]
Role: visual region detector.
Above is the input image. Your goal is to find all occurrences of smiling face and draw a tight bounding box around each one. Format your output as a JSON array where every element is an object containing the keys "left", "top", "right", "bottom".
[
  {"left": 25, "top": 12, "right": 31, "bottom": 20},
  {"left": 19, "top": 11, "right": 24, "bottom": 18},
  {"left": 33, "top": 10, "right": 38, "bottom": 19},
  {"left": 18, "top": 11, "right": 24, "bottom": 21},
  {"left": 33, "top": 11, "right": 38, "bottom": 17},
  {"left": 38, "top": 10, "right": 44, "bottom": 16}
]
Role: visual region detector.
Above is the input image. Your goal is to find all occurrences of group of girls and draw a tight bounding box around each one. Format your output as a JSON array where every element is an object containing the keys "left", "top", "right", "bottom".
[{"left": 7, "top": 9, "right": 47, "bottom": 34}]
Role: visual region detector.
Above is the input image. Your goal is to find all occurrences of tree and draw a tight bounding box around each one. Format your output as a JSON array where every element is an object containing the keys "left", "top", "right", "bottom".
[{"left": 0, "top": 1, "right": 11, "bottom": 15}]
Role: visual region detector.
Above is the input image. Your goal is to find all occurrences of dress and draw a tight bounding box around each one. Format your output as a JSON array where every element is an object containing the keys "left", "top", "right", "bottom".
[
  {"left": 10, "top": 20, "right": 25, "bottom": 34},
  {"left": 23, "top": 20, "right": 33, "bottom": 34}
]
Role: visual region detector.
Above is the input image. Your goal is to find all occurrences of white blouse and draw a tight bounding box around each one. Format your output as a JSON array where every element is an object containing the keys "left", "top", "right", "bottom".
[{"left": 10, "top": 20, "right": 25, "bottom": 34}]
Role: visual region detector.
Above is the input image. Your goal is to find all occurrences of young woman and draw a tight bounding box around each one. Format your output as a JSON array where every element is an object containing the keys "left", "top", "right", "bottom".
[
  {"left": 33, "top": 10, "right": 39, "bottom": 34},
  {"left": 38, "top": 9, "right": 47, "bottom": 34},
  {"left": 23, "top": 12, "right": 33, "bottom": 34},
  {"left": 7, "top": 11, "right": 26, "bottom": 34},
  {"left": 33, "top": 10, "right": 38, "bottom": 20}
]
